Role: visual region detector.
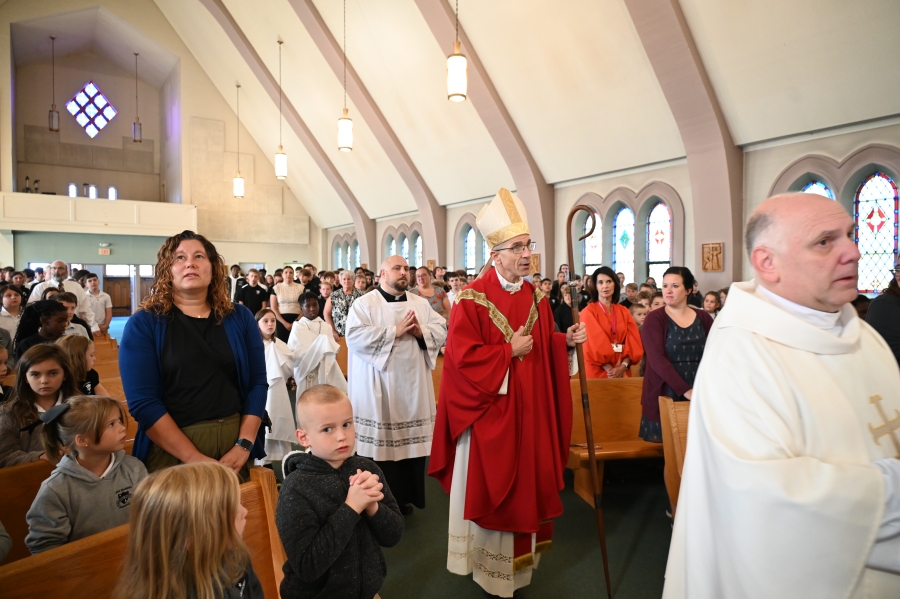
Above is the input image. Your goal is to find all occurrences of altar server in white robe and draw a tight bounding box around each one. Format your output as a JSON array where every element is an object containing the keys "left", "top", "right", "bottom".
[
  {"left": 665, "top": 193, "right": 900, "bottom": 599},
  {"left": 345, "top": 255, "right": 447, "bottom": 515},
  {"left": 255, "top": 308, "right": 298, "bottom": 465},
  {"left": 288, "top": 292, "right": 347, "bottom": 396}
]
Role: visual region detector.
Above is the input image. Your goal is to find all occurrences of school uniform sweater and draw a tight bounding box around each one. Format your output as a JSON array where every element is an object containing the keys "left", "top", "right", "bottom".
[
  {"left": 0, "top": 409, "right": 44, "bottom": 467},
  {"left": 25, "top": 449, "right": 147, "bottom": 554},
  {"left": 277, "top": 452, "right": 404, "bottom": 599}
]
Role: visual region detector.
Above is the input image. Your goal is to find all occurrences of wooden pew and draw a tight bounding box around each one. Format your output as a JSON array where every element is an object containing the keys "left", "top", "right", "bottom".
[
  {"left": 659, "top": 396, "right": 690, "bottom": 513},
  {"left": 0, "top": 467, "right": 287, "bottom": 599},
  {"left": 0, "top": 460, "right": 54, "bottom": 565},
  {"left": 337, "top": 337, "right": 348, "bottom": 376},
  {"left": 568, "top": 378, "right": 665, "bottom": 507},
  {"left": 432, "top": 354, "right": 443, "bottom": 401}
]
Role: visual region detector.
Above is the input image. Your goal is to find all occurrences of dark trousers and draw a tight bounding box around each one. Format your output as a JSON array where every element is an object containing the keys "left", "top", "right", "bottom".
[{"left": 374, "top": 456, "right": 427, "bottom": 509}]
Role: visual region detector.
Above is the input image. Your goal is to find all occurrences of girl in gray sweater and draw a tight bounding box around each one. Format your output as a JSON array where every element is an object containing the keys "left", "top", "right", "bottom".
[{"left": 25, "top": 395, "right": 147, "bottom": 554}]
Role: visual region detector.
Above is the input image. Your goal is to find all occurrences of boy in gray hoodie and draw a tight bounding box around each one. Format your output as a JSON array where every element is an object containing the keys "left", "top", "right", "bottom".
[{"left": 24, "top": 397, "right": 147, "bottom": 554}]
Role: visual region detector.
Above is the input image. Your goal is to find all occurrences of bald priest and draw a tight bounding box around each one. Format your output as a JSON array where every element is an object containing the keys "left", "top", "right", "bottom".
[{"left": 664, "top": 193, "right": 900, "bottom": 599}]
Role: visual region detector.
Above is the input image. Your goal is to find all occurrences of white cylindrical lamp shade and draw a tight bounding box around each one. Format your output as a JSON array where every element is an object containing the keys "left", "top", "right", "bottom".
[
  {"left": 447, "top": 41, "right": 467, "bottom": 102},
  {"left": 275, "top": 146, "right": 287, "bottom": 179},
  {"left": 132, "top": 118, "right": 142, "bottom": 143},
  {"left": 338, "top": 108, "right": 353, "bottom": 152},
  {"left": 233, "top": 174, "right": 245, "bottom": 198},
  {"left": 49, "top": 105, "right": 59, "bottom": 132}
]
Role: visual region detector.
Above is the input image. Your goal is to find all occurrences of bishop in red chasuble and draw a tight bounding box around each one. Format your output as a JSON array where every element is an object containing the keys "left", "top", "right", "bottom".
[{"left": 429, "top": 188, "right": 584, "bottom": 597}]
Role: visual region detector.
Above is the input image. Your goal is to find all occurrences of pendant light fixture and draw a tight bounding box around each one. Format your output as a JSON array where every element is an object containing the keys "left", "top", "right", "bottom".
[
  {"left": 48, "top": 36, "right": 59, "bottom": 131},
  {"left": 447, "top": 0, "right": 467, "bottom": 102},
  {"left": 233, "top": 83, "right": 244, "bottom": 198},
  {"left": 337, "top": 0, "right": 353, "bottom": 152},
  {"left": 132, "top": 53, "right": 142, "bottom": 143},
  {"left": 275, "top": 40, "right": 287, "bottom": 179}
]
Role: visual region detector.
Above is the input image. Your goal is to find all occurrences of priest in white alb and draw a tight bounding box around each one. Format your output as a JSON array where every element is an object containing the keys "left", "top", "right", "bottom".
[
  {"left": 664, "top": 193, "right": 900, "bottom": 599},
  {"left": 345, "top": 255, "right": 447, "bottom": 515}
]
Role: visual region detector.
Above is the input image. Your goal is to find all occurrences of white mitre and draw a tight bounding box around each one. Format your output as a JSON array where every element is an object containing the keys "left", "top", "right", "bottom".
[{"left": 476, "top": 188, "right": 529, "bottom": 249}]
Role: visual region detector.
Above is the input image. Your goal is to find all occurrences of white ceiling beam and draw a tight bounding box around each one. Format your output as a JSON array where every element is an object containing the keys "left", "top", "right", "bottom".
[
  {"left": 197, "top": 0, "right": 377, "bottom": 266},
  {"left": 624, "top": 0, "right": 743, "bottom": 288},
  {"left": 289, "top": 0, "right": 446, "bottom": 266},
  {"left": 414, "top": 0, "right": 555, "bottom": 273}
]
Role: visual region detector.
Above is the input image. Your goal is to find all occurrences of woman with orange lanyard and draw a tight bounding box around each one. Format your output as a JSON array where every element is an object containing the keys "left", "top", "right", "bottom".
[{"left": 581, "top": 266, "right": 643, "bottom": 378}]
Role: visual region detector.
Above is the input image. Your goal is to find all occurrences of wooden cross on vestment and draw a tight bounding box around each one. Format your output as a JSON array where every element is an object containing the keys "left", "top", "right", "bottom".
[{"left": 868, "top": 395, "right": 900, "bottom": 458}]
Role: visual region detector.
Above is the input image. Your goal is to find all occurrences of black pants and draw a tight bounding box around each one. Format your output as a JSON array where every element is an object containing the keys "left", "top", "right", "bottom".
[
  {"left": 276, "top": 312, "right": 299, "bottom": 343},
  {"left": 374, "top": 456, "right": 427, "bottom": 509}
]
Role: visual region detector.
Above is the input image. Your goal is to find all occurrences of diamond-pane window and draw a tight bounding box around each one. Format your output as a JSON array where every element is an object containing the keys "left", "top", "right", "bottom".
[
  {"left": 802, "top": 180, "right": 835, "bottom": 199},
  {"left": 583, "top": 212, "right": 602, "bottom": 275},
  {"left": 613, "top": 208, "right": 635, "bottom": 285},
  {"left": 855, "top": 173, "right": 898, "bottom": 293},
  {"left": 647, "top": 202, "right": 672, "bottom": 281},
  {"left": 67, "top": 81, "right": 116, "bottom": 138}
]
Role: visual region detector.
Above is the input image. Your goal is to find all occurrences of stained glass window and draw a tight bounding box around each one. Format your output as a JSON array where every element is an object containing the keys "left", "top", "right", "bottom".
[
  {"left": 66, "top": 81, "right": 116, "bottom": 138},
  {"left": 612, "top": 208, "right": 635, "bottom": 285},
  {"left": 414, "top": 235, "right": 422, "bottom": 267},
  {"left": 400, "top": 236, "right": 409, "bottom": 261},
  {"left": 582, "top": 212, "right": 602, "bottom": 274},
  {"left": 465, "top": 227, "right": 476, "bottom": 274},
  {"left": 336, "top": 245, "right": 343, "bottom": 269},
  {"left": 482, "top": 238, "right": 490, "bottom": 267},
  {"left": 345, "top": 243, "right": 352, "bottom": 271},
  {"left": 647, "top": 202, "right": 672, "bottom": 282},
  {"left": 353, "top": 241, "right": 360, "bottom": 268},
  {"left": 389, "top": 237, "right": 396, "bottom": 256},
  {"left": 802, "top": 180, "right": 835, "bottom": 200},
  {"left": 855, "top": 172, "right": 899, "bottom": 293}
]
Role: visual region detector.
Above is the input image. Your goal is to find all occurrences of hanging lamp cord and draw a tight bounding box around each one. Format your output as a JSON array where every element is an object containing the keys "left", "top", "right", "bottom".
[
  {"left": 51, "top": 37, "right": 55, "bottom": 106},
  {"left": 343, "top": 0, "right": 347, "bottom": 110},
  {"left": 134, "top": 54, "right": 139, "bottom": 118},
  {"left": 456, "top": 0, "right": 459, "bottom": 42},
  {"left": 236, "top": 85, "right": 240, "bottom": 171},
  {"left": 278, "top": 41, "right": 283, "bottom": 146}
]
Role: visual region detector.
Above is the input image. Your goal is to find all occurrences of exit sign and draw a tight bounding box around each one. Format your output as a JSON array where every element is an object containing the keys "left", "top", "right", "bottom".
[{"left": 98, "top": 248, "right": 111, "bottom": 256}]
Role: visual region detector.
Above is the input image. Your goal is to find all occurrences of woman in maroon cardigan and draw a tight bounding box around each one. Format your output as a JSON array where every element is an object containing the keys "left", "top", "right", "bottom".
[{"left": 639, "top": 266, "right": 714, "bottom": 442}]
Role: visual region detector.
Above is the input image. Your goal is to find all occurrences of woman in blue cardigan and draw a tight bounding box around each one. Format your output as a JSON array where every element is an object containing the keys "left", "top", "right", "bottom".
[{"left": 120, "top": 231, "right": 267, "bottom": 482}]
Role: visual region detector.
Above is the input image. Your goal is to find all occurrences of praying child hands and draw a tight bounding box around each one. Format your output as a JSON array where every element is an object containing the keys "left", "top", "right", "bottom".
[{"left": 347, "top": 469, "right": 384, "bottom": 516}]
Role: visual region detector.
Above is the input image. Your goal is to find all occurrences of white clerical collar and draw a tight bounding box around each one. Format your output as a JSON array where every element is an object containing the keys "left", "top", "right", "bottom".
[
  {"left": 496, "top": 270, "right": 523, "bottom": 293},
  {"left": 755, "top": 284, "right": 844, "bottom": 335}
]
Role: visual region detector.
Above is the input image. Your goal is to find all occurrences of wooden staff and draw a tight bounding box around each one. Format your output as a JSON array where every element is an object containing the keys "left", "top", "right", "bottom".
[{"left": 566, "top": 205, "right": 612, "bottom": 599}]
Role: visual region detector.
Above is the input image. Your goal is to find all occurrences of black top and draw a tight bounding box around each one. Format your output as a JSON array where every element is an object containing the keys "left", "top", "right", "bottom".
[
  {"left": 664, "top": 315, "right": 708, "bottom": 401},
  {"left": 620, "top": 298, "right": 633, "bottom": 309},
  {"left": 687, "top": 292, "right": 703, "bottom": 308},
  {"left": 79, "top": 368, "right": 100, "bottom": 395},
  {"left": 161, "top": 308, "right": 243, "bottom": 428},
  {"left": 236, "top": 284, "right": 268, "bottom": 316},
  {"left": 554, "top": 301, "right": 573, "bottom": 334},
  {"left": 867, "top": 292, "right": 900, "bottom": 367},
  {"left": 277, "top": 452, "right": 404, "bottom": 599},
  {"left": 15, "top": 334, "right": 56, "bottom": 363}
]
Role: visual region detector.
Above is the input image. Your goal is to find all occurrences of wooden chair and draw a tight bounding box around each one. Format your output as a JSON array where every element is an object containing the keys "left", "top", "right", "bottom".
[
  {"left": 0, "top": 467, "right": 287, "bottom": 599},
  {"left": 659, "top": 396, "right": 690, "bottom": 513},
  {"left": 0, "top": 460, "right": 54, "bottom": 565},
  {"left": 431, "top": 354, "right": 443, "bottom": 402},
  {"left": 568, "top": 378, "right": 665, "bottom": 507},
  {"left": 336, "top": 337, "right": 348, "bottom": 376}
]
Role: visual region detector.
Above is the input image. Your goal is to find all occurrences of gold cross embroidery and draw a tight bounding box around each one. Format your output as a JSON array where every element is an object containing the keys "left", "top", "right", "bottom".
[{"left": 868, "top": 395, "right": 900, "bottom": 458}]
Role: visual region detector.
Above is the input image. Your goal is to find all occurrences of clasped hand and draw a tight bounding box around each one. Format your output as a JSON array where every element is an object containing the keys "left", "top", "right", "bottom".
[
  {"left": 395, "top": 310, "right": 423, "bottom": 339},
  {"left": 346, "top": 469, "right": 384, "bottom": 516},
  {"left": 511, "top": 326, "right": 534, "bottom": 358}
]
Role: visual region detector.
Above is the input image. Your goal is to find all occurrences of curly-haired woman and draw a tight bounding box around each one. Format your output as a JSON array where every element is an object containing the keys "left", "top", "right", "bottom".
[{"left": 119, "top": 231, "right": 267, "bottom": 481}]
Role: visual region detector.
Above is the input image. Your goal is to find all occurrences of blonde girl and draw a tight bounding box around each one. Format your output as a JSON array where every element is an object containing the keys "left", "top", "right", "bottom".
[
  {"left": 0, "top": 345, "right": 78, "bottom": 467},
  {"left": 25, "top": 396, "right": 147, "bottom": 554},
  {"left": 57, "top": 335, "right": 110, "bottom": 396},
  {"left": 114, "top": 462, "right": 260, "bottom": 599}
]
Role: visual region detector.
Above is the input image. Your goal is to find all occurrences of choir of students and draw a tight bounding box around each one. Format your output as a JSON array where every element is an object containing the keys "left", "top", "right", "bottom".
[{"left": 0, "top": 251, "right": 735, "bottom": 598}]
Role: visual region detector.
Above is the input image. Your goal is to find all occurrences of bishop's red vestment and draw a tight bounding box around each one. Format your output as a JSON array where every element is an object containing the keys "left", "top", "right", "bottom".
[{"left": 429, "top": 268, "right": 573, "bottom": 534}]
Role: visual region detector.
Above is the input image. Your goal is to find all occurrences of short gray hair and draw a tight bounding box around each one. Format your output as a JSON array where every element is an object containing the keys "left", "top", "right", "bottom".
[{"left": 745, "top": 211, "right": 774, "bottom": 256}]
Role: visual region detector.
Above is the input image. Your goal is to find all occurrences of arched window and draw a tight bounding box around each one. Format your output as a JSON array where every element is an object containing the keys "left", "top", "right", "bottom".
[
  {"left": 108, "top": 186, "right": 118, "bottom": 201},
  {"left": 68, "top": 183, "right": 77, "bottom": 198},
  {"left": 414, "top": 235, "right": 422, "bottom": 268},
  {"left": 400, "top": 235, "right": 409, "bottom": 261},
  {"left": 855, "top": 172, "right": 899, "bottom": 293},
  {"left": 802, "top": 180, "right": 835, "bottom": 200},
  {"left": 389, "top": 236, "right": 397, "bottom": 256},
  {"left": 582, "top": 212, "right": 602, "bottom": 275},
  {"left": 482, "top": 238, "right": 490, "bottom": 268},
  {"left": 647, "top": 202, "right": 672, "bottom": 282},
  {"left": 344, "top": 242, "right": 351, "bottom": 271},
  {"left": 336, "top": 244, "right": 343, "bottom": 270},
  {"left": 353, "top": 241, "right": 360, "bottom": 268},
  {"left": 464, "top": 227, "right": 476, "bottom": 274},
  {"left": 612, "top": 208, "right": 635, "bottom": 285}
]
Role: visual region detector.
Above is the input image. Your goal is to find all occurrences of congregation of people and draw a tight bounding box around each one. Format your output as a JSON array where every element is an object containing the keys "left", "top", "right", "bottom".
[{"left": 2, "top": 189, "right": 900, "bottom": 598}]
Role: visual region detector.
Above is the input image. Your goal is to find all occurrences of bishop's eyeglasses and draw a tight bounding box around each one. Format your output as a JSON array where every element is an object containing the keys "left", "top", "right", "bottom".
[{"left": 496, "top": 241, "right": 537, "bottom": 255}]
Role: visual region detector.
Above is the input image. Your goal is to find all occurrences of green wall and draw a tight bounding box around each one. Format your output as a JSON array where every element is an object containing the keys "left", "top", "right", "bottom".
[{"left": 14, "top": 232, "right": 167, "bottom": 269}]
